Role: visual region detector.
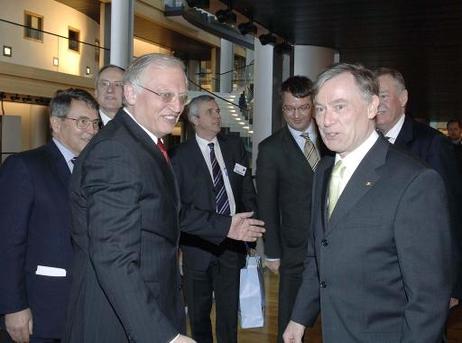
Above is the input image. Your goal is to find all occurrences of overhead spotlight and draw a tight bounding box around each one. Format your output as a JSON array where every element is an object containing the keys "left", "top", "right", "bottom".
[
  {"left": 216, "top": 9, "right": 237, "bottom": 25},
  {"left": 275, "top": 41, "right": 293, "bottom": 54},
  {"left": 259, "top": 33, "right": 277, "bottom": 46},
  {"left": 238, "top": 21, "right": 257, "bottom": 35},
  {"left": 186, "top": 0, "right": 209, "bottom": 8}
]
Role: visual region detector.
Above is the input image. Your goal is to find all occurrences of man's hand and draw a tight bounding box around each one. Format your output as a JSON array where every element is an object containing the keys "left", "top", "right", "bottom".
[
  {"left": 450, "top": 297, "right": 459, "bottom": 309},
  {"left": 265, "top": 259, "right": 280, "bottom": 274},
  {"left": 5, "top": 308, "right": 33, "bottom": 343},
  {"left": 172, "top": 334, "right": 197, "bottom": 342},
  {"left": 227, "top": 212, "right": 265, "bottom": 242},
  {"left": 283, "top": 320, "right": 305, "bottom": 343}
]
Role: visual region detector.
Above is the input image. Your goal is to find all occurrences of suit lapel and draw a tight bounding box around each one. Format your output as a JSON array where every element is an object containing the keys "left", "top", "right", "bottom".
[
  {"left": 394, "top": 115, "right": 414, "bottom": 147},
  {"left": 190, "top": 138, "right": 215, "bottom": 193},
  {"left": 117, "top": 110, "right": 179, "bottom": 204},
  {"left": 46, "top": 141, "right": 70, "bottom": 187},
  {"left": 327, "top": 137, "right": 389, "bottom": 233},
  {"left": 282, "top": 126, "right": 312, "bottom": 169}
]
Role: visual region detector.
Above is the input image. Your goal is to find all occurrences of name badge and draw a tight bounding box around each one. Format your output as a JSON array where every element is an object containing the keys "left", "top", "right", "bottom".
[
  {"left": 36, "top": 265, "right": 67, "bottom": 277},
  {"left": 233, "top": 163, "right": 247, "bottom": 176}
]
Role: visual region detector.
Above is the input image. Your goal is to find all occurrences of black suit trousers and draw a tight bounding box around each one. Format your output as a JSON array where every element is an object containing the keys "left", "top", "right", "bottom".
[{"left": 183, "top": 257, "right": 241, "bottom": 343}]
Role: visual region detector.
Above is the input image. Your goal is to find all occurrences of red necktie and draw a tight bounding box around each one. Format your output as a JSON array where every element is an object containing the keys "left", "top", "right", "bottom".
[{"left": 156, "top": 139, "right": 170, "bottom": 163}]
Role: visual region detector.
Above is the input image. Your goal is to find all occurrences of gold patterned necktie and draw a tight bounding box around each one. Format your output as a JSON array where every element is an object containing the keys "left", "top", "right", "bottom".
[
  {"left": 301, "top": 133, "right": 320, "bottom": 170},
  {"left": 328, "top": 160, "right": 346, "bottom": 218}
]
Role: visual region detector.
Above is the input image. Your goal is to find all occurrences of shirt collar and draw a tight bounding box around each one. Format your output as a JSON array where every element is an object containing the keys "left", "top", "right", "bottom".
[
  {"left": 384, "top": 113, "right": 405, "bottom": 144},
  {"left": 335, "top": 130, "right": 379, "bottom": 171},
  {"left": 99, "top": 110, "right": 112, "bottom": 126},
  {"left": 287, "top": 120, "right": 318, "bottom": 140},
  {"left": 123, "top": 107, "right": 159, "bottom": 144},
  {"left": 195, "top": 134, "right": 218, "bottom": 150},
  {"left": 53, "top": 137, "right": 75, "bottom": 163}
]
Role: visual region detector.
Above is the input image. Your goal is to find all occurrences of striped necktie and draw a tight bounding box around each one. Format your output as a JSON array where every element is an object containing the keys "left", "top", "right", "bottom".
[
  {"left": 301, "top": 133, "right": 320, "bottom": 170},
  {"left": 208, "top": 142, "right": 230, "bottom": 215}
]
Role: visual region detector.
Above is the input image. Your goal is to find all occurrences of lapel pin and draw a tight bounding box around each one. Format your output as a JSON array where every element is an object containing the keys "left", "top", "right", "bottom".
[{"left": 365, "top": 181, "right": 373, "bottom": 186}]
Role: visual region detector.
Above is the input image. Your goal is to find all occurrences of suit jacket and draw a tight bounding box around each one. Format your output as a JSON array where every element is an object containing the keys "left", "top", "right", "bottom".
[
  {"left": 64, "top": 109, "right": 229, "bottom": 343},
  {"left": 170, "top": 134, "right": 257, "bottom": 271},
  {"left": 395, "top": 116, "right": 462, "bottom": 297},
  {"left": 291, "top": 136, "right": 454, "bottom": 343},
  {"left": 256, "top": 126, "right": 330, "bottom": 271},
  {"left": 0, "top": 141, "right": 73, "bottom": 339}
]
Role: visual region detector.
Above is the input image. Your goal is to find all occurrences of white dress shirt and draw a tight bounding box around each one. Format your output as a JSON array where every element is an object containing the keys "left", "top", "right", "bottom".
[
  {"left": 99, "top": 110, "right": 113, "bottom": 126},
  {"left": 195, "top": 134, "right": 236, "bottom": 216},
  {"left": 123, "top": 108, "right": 159, "bottom": 144},
  {"left": 383, "top": 113, "right": 405, "bottom": 144},
  {"left": 332, "top": 130, "right": 379, "bottom": 198},
  {"left": 287, "top": 121, "right": 320, "bottom": 154},
  {"left": 53, "top": 138, "right": 76, "bottom": 172}
]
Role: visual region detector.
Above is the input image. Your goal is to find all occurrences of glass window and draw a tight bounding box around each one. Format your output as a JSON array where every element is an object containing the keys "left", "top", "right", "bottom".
[
  {"left": 24, "top": 11, "right": 43, "bottom": 41},
  {"left": 68, "top": 27, "right": 80, "bottom": 52}
]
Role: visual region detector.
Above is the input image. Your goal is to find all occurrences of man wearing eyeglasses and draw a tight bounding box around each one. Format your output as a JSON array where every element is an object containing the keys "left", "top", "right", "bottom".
[
  {"left": 64, "top": 54, "right": 264, "bottom": 343},
  {"left": 95, "top": 64, "right": 125, "bottom": 125},
  {"left": 0, "top": 88, "right": 99, "bottom": 343},
  {"left": 256, "top": 76, "right": 330, "bottom": 343}
]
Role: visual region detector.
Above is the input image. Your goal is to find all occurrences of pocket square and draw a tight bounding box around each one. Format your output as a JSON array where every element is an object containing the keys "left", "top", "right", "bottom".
[{"left": 36, "top": 265, "right": 67, "bottom": 277}]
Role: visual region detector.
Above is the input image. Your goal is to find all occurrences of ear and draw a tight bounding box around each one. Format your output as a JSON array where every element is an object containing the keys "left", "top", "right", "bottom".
[
  {"left": 399, "top": 89, "right": 408, "bottom": 108},
  {"left": 50, "top": 116, "right": 61, "bottom": 134},
  {"left": 367, "top": 95, "right": 380, "bottom": 119},
  {"left": 189, "top": 115, "right": 198, "bottom": 126},
  {"left": 124, "top": 83, "right": 137, "bottom": 106}
]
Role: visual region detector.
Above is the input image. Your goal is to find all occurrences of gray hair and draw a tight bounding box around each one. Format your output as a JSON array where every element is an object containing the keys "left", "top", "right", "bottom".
[
  {"left": 123, "top": 53, "right": 186, "bottom": 92},
  {"left": 95, "top": 64, "right": 125, "bottom": 87},
  {"left": 313, "top": 63, "right": 379, "bottom": 103},
  {"left": 374, "top": 67, "right": 406, "bottom": 91},
  {"left": 187, "top": 95, "right": 216, "bottom": 122},
  {"left": 49, "top": 88, "right": 98, "bottom": 118}
]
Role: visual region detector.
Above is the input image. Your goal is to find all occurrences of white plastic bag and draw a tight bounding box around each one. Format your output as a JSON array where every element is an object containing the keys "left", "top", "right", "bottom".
[{"left": 239, "top": 254, "right": 265, "bottom": 328}]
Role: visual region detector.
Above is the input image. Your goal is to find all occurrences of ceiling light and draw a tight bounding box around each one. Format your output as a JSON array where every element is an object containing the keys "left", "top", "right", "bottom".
[{"left": 3, "top": 45, "right": 12, "bottom": 57}]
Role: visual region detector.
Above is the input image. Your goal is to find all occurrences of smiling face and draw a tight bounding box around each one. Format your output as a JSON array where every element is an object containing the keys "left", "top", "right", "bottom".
[
  {"left": 314, "top": 72, "right": 379, "bottom": 157},
  {"left": 50, "top": 99, "right": 99, "bottom": 155},
  {"left": 191, "top": 99, "right": 222, "bottom": 140},
  {"left": 124, "top": 64, "right": 187, "bottom": 138},
  {"left": 281, "top": 91, "right": 313, "bottom": 131}
]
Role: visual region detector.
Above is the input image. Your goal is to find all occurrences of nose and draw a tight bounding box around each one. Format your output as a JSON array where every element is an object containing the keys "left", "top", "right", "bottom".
[
  {"left": 322, "top": 108, "right": 336, "bottom": 127},
  {"left": 168, "top": 96, "right": 184, "bottom": 113}
]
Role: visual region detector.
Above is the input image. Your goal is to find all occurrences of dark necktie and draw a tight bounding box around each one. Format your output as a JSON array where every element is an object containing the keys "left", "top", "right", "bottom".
[
  {"left": 208, "top": 142, "right": 230, "bottom": 215},
  {"left": 156, "top": 139, "right": 170, "bottom": 163}
]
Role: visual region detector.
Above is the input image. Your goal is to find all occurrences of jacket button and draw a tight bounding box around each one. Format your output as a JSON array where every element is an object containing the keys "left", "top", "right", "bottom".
[
  {"left": 321, "top": 239, "right": 328, "bottom": 247},
  {"left": 320, "top": 281, "right": 327, "bottom": 288}
]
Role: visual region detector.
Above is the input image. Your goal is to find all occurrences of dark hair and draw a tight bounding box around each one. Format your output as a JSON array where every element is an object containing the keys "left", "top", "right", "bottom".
[
  {"left": 313, "top": 63, "right": 378, "bottom": 102},
  {"left": 447, "top": 119, "right": 462, "bottom": 129},
  {"left": 280, "top": 75, "right": 313, "bottom": 98},
  {"left": 49, "top": 88, "right": 99, "bottom": 118},
  {"left": 374, "top": 67, "right": 406, "bottom": 90},
  {"left": 95, "top": 64, "right": 125, "bottom": 86}
]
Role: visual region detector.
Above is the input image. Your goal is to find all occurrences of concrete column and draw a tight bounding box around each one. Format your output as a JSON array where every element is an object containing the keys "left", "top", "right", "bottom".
[
  {"left": 293, "top": 45, "right": 338, "bottom": 81},
  {"left": 110, "top": 0, "right": 134, "bottom": 68},
  {"left": 252, "top": 39, "right": 274, "bottom": 170},
  {"left": 210, "top": 47, "right": 219, "bottom": 92},
  {"left": 99, "top": 2, "right": 111, "bottom": 67},
  {"left": 219, "top": 39, "right": 234, "bottom": 93}
]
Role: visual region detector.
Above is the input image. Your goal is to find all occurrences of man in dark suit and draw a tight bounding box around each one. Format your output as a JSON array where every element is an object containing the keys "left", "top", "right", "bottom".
[
  {"left": 170, "top": 95, "right": 257, "bottom": 343},
  {"left": 375, "top": 67, "right": 462, "bottom": 306},
  {"left": 0, "top": 88, "right": 99, "bottom": 343},
  {"left": 64, "top": 54, "right": 264, "bottom": 343},
  {"left": 284, "top": 63, "right": 454, "bottom": 342},
  {"left": 256, "top": 76, "right": 329, "bottom": 342}
]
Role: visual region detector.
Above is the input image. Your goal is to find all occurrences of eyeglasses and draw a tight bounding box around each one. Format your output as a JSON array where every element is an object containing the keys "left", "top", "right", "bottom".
[
  {"left": 98, "top": 80, "right": 123, "bottom": 89},
  {"left": 134, "top": 83, "right": 188, "bottom": 106},
  {"left": 63, "top": 117, "right": 100, "bottom": 130},
  {"left": 282, "top": 103, "right": 312, "bottom": 114}
]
